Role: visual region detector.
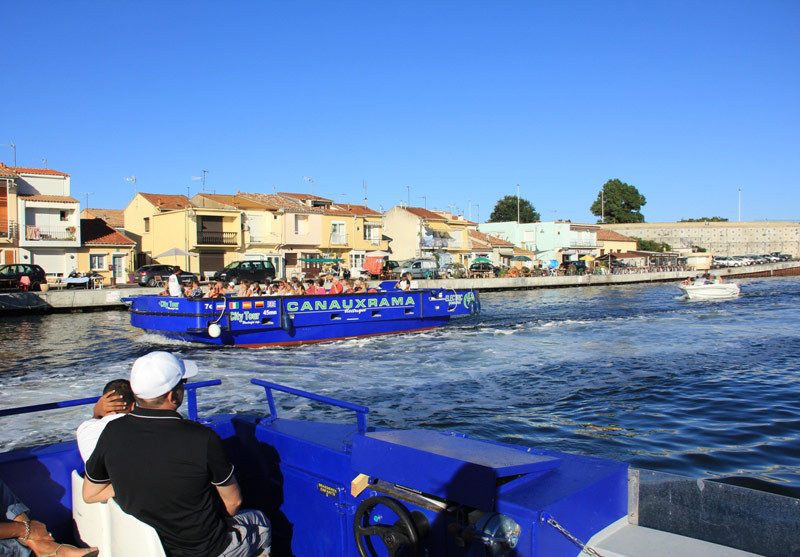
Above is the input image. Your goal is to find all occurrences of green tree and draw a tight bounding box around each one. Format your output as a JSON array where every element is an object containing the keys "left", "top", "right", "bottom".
[
  {"left": 633, "top": 237, "right": 671, "bottom": 252},
  {"left": 488, "top": 195, "right": 540, "bottom": 223},
  {"left": 591, "top": 179, "right": 646, "bottom": 223},
  {"left": 679, "top": 216, "right": 729, "bottom": 222}
]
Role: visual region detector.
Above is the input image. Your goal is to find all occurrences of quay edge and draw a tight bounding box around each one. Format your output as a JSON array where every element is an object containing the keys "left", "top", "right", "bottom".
[{"left": 1, "top": 260, "right": 799, "bottom": 315}]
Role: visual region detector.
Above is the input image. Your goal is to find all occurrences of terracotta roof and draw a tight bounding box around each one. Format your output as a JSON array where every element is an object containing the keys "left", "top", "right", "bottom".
[
  {"left": 194, "top": 193, "right": 274, "bottom": 210},
  {"left": 597, "top": 228, "right": 636, "bottom": 242},
  {"left": 404, "top": 207, "right": 448, "bottom": 221},
  {"left": 0, "top": 163, "right": 17, "bottom": 177},
  {"left": 81, "top": 218, "right": 136, "bottom": 245},
  {"left": 278, "top": 192, "right": 333, "bottom": 202},
  {"left": 139, "top": 193, "right": 191, "bottom": 211},
  {"left": 239, "top": 192, "right": 323, "bottom": 213},
  {"left": 469, "top": 229, "right": 514, "bottom": 247},
  {"left": 326, "top": 204, "right": 382, "bottom": 217},
  {"left": 20, "top": 194, "right": 79, "bottom": 203},
  {"left": 12, "top": 166, "right": 70, "bottom": 177},
  {"left": 82, "top": 208, "right": 125, "bottom": 228}
]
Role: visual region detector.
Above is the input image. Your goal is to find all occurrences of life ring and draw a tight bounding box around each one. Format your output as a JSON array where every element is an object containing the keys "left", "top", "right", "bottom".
[{"left": 468, "top": 298, "right": 480, "bottom": 316}]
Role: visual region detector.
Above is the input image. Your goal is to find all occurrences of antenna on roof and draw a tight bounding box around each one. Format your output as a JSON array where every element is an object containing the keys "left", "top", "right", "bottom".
[
  {"left": 125, "top": 175, "right": 137, "bottom": 193},
  {"left": 80, "top": 192, "right": 93, "bottom": 208},
  {"left": 41, "top": 158, "right": 47, "bottom": 169},
  {"left": 363, "top": 180, "right": 367, "bottom": 206},
  {"left": 191, "top": 170, "right": 209, "bottom": 192},
  {"left": 302, "top": 176, "right": 315, "bottom": 196},
  {"left": 1, "top": 142, "right": 16, "bottom": 168}
]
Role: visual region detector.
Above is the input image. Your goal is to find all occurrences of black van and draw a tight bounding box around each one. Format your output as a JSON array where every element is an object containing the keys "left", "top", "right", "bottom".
[{"left": 213, "top": 260, "right": 276, "bottom": 285}]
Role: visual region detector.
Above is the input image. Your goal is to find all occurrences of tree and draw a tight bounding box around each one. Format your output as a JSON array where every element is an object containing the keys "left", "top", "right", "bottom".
[
  {"left": 488, "top": 195, "right": 540, "bottom": 223},
  {"left": 590, "top": 179, "right": 646, "bottom": 223},
  {"left": 633, "top": 237, "right": 671, "bottom": 252},
  {"left": 680, "top": 216, "right": 729, "bottom": 222}
]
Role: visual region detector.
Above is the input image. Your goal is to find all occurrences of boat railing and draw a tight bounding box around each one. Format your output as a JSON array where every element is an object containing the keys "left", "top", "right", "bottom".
[
  {"left": 0, "top": 379, "right": 223, "bottom": 422},
  {"left": 250, "top": 378, "right": 370, "bottom": 434}
]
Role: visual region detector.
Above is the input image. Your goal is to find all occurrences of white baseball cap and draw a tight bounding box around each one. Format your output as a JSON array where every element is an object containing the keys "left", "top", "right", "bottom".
[{"left": 130, "top": 351, "right": 199, "bottom": 399}]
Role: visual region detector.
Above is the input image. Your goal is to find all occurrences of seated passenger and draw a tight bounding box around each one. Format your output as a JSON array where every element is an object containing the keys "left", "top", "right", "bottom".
[
  {"left": 77, "top": 379, "right": 136, "bottom": 462},
  {"left": 83, "top": 351, "right": 270, "bottom": 557},
  {"left": 190, "top": 279, "right": 203, "bottom": 298},
  {"left": 305, "top": 279, "right": 317, "bottom": 294},
  {"left": 342, "top": 279, "right": 355, "bottom": 294},
  {"left": 315, "top": 278, "right": 327, "bottom": 294},
  {"left": 1, "top": 476, "right": 99, "bottom": 556},
  {"left": 329, "top": 276, "right": 343, "bottom": 294},
  {"left": 397, "top": 273, "right": 412, "bottom": 291},
  {"left": 238, "top": 280, "right": 252, "bottom": 297},
  {"left": 353, "top": 280, "right": 367, "bottom": 293}
]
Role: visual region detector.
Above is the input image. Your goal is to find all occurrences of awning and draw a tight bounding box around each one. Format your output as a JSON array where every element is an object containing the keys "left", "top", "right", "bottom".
[
  {"left": 424, "top": 221, "right": 449, "bottom": 232},
  {"left": 299, "top": 258, "right": 343, "bottom": 263}
]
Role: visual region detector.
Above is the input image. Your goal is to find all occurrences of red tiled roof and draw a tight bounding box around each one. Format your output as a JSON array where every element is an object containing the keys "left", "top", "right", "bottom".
[
  {"left": 278, "top": 192, "right": 333, "bottom": 202},
  {"left": 0, "top": 163, "right": 17, "bottom": 177},
  {"left": 12, "top": 166, "right": 70, "bottom": 177},
  {"left": 20, "top": 194, "right": 79, "bottom": 203},
  {"left": 469, "top": 229, "right": 514, "bottom": 247},
  {"left": 597, "top": 228, "right": 636, "bottom": 242},
  {"left": 139, "top": 193, "right": 191, "bottom": 211},
  {"left": 326, "top": 204, "right": 382, "bottom": 217},
  {"left": 82, "top": 208, "right": 125, "bottom": 228},
  {"left": 239, "top": 192, "right": 323, "bottom": 213},
  {"left": 194, "top": 193, "right": 274, "bottom": 210},
  {"left": 81, "top": 218, "right": 136, "bottom": 245},
  {"left": 404, "top": 207, "right": 447, "bottom": 221}
]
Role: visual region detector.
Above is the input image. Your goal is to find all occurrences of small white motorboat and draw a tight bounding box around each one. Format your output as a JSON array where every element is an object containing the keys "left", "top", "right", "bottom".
[{"left": 679, "top": 280, "right": 740, "bottom": 300}]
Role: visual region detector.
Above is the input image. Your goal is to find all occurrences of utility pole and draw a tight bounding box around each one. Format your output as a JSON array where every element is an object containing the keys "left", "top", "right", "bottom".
[
  {"left": 738, "top": 187, "right": 742, "bottom": 222},
  {"left": 405, "top": 185, "right": 410, "bottom": 207},
  {"left": 363, "top": 180, "right": 367, "bottom": 206},
  {"left": 517, "top": 184, "right": 520, "bottom": 224},
  {"left": 303, "top": 176, "right": 315, "bottom": 196}
]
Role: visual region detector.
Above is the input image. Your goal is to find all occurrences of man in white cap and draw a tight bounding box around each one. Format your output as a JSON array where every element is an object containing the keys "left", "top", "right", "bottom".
[{"left": 83, "top": 351, "right": 270, "bottom": 557}]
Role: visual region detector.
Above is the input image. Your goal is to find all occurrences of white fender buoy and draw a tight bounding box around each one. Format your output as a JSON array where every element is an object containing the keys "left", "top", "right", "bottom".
[{"left": 208, "top": 323, "right": 222, "bottom": 338}]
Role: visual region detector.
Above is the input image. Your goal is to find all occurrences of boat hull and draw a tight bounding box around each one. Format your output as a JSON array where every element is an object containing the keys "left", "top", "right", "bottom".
[
  {"left": 678, "top": 282, "right": 740, "bottom": 300},
  {"left": 124, "top": 288, "right": 479, "bottom": 346}
]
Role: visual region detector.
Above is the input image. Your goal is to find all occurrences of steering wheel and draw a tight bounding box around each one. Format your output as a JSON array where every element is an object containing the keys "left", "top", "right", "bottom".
[{"left": 354, "top": 496, "right": 422, "bottom": 557}]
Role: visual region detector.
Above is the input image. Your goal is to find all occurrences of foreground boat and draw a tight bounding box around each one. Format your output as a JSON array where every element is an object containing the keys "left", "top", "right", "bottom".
[
  {"left": 123, "top": 283, "right": 479, "bottom": 347},
  {"left": 0, "top": 380, "right": 795, "bottom": 556},
  {"left": 679, "top": 281, "right": 741, "bottom": 300}
]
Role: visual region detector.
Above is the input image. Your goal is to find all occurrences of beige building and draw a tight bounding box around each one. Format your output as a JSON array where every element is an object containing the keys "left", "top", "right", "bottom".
[
  {"left": 596, "top": 228, "right": 638, "bottom": 256},
  {"left": 78, "top": 218, "right": 137, "bottom": 284},
  {"left": 602, "top": 222, "right": 800, "bottom": 257}
]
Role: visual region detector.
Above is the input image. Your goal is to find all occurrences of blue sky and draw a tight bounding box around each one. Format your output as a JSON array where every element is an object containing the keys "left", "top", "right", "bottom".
[{"left": 4, "top": 1, "right": 799, "bottom": 223}]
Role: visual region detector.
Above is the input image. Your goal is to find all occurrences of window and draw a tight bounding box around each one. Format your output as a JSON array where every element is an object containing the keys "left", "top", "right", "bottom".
[
  {"left": 331, "top": 222, "right": 347, "bottom": 244},
  {"left": 350, "top": 252, "right": 365, "bottom": 269},
  {"left": 294, "top": 215, "right": 308, "bottom": 235},
  {"left": 90, "top": 253, "right": 106, "bottom": 270},
  {"left": 364, "top": 223, "right": 381, "bottom": 242},
  {"left": 60, "top": 210, "right": 69, "bottom": 222},
  {"left": 144, "top": 217, "right": 150, "bottom": 232}
]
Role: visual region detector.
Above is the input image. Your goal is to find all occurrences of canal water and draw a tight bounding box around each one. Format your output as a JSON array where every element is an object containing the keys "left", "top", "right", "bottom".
[{"left": 1, "top": 277, "right": 799, "bottom": 490}]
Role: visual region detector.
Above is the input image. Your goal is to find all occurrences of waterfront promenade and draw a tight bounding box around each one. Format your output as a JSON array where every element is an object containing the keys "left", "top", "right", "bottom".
[{"left": 1, "top": 260, "right": 798, "bottom": 314}]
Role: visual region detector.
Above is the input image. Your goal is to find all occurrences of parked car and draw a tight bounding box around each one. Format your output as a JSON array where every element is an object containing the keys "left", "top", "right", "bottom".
[
  {"left": 0, "top": 264, "right": 47, "bottom": 291},
  {"left": 438, "top": 262, "right": 465, "bottom": 279},
  {"left": 212, "top": 260, "right": 276, "bottom": 285},
  {"left": 135, "top": 265, "right": 197, "bottom": 287},
  {"left": 397, "top": 258, "right": 440, "bottom": 279},
  {"left": 468, "top": 262, "right": 499, "bottom": 277}
]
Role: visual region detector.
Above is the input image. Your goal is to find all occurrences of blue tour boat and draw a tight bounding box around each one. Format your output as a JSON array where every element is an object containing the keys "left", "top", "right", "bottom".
[
  {"left": 0, "top": 379, "right": 795, "bottom": 556},
  {"left": 123, "top": 283, "right": 480, "bottom": 347}
]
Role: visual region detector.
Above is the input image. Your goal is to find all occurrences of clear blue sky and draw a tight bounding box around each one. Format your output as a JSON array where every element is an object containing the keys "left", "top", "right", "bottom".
[{"left": 4, "top": 1, "right": 799, "bottom": 223}]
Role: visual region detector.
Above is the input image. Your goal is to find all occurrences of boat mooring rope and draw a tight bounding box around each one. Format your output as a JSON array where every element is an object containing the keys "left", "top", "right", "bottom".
[{"left": 539, "top": 512, "right": 608, "bottom": 557}]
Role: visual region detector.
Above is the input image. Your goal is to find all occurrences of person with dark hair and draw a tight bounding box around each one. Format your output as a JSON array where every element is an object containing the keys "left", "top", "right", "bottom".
[
  {"left": 76, "top": 379, "right": 136, "bottom": 462},
  {"left": 83, "top": 352, "right": 270, "bottom": 557},
  {"left": 315, "top": 277, "right": 327, "bottom": 294},
  {"left": 0, "top": 477, "right": 98, "bottom": 556}
]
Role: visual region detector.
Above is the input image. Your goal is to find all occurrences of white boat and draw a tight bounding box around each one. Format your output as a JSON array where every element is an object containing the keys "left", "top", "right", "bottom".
[{"left": 679, "top": 281, "right": 740, "bottom": 300}]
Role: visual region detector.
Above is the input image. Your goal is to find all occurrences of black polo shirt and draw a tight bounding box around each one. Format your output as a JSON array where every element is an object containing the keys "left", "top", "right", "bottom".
[{"left": 85, "top": 406, "right": 234, "bottom": 557}]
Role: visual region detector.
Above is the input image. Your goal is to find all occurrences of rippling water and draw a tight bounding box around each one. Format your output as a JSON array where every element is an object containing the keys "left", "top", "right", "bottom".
[{"left": 1, "top": 277, "right": 799, "bottom": 489}]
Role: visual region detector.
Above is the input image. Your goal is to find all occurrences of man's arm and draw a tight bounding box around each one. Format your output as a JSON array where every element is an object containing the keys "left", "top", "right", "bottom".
[
  {"left": 215, "top": 476, "right": 242, "bottom": 517},
  {"left": 82, "top": 476, "right": 114, "bottom": 503}
]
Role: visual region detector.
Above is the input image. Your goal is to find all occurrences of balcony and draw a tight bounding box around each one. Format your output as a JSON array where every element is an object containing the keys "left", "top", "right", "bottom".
[
  {"left": 24, "top": 225, "right": 77, "bottom": 242},
  {"left": 421, "top": 236, "right": 449, "bottom": 248},
  {"left": 197, "top": 230, "right": 238, "bottom": 246},
  {"left": 330, "top": 233, "right": 348, "bottom": 245},
  {"left": 0, "top": 220, "right": 18, "bottom": 239}
]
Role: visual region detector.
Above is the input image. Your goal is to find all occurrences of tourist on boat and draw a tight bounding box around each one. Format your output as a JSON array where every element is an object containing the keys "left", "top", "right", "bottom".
[
  {"left": 157, "top": 283, "right": 170, "bottom": 296},
  {"left": 342, "top": 279, "right": 355, "bottom": 294},
  {"left": 237, "top": 280, "right": 252, "bottom": 297},
  {"left": 189, "top": 279, "right": 203, "bottom": 298},
  {"left": 83, "top": 351, "right": 271, "bottom": 557},
  {"left": 305, "top": 278, "right": 318, "bottom": 294},
  {"left": 353, "top": 280, "right": 368, "bottom": 293},
  {"left": 315, "top": 278, "right": 327, "bottom": 294},
  {"left": 1, "top": 476, "right": 99, "bottom": 556},
  {"left": 397, "top": 273, "right": 412, "bottom": 291},
  {"left": 329, "top": 276, "right": 343, "bottom": 294},
  {"left": 168, "top": 268, "right": 183, "bottom": 297},
  {"left": 77, "top": 379, "right": 135, "bottom": 462}
]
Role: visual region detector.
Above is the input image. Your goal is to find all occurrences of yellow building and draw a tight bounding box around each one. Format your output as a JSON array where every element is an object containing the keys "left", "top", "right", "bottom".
[
  {"left": 321, "top": 203, "right": 388, "bottom": 270},
  {"left": 596, "top": 228, "right": 638, "bottom": 255},
  {"left": 123, "top": 193, "right": 193, "bottom": 266},
  {"left": 77, "top": 218, "right": 137, "bottom": 284},
  {"left": 431, "top": 211, "right": 474, "bottom": 266}
]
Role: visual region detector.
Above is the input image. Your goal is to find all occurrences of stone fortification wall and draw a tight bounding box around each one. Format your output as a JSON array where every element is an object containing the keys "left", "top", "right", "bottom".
[{"left": 602, "top": 222, "right": 800, "bottom": 257}]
